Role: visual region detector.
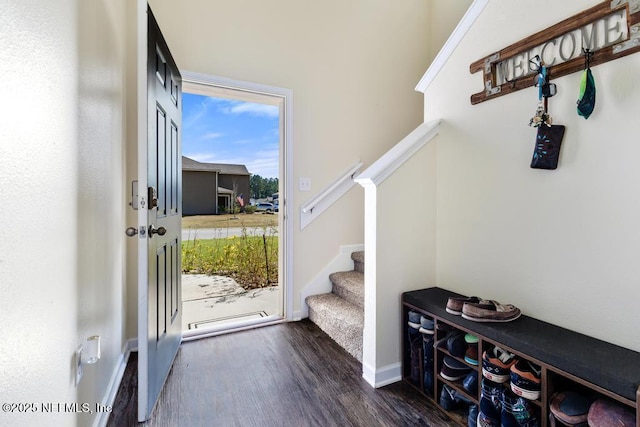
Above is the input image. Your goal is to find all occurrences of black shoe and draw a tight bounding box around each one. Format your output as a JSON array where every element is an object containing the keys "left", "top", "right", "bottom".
[
  {"left": 441, "top": 356, "right": 472, "bottom": 381},
  {"left": 440, "top": 384, "right": 457, "bottom": 411},
  {"left": 440, "top": 384, "right": 473, "bottom": 411},
  {"left": 479, "top": 378, "right": 503, "bottom": 426},
  {"left": 463, "top": 371, "right": 478, "bottom": 394}
]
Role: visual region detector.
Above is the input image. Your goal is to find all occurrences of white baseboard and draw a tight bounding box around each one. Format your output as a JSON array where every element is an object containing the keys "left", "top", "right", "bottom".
[
  {"left": 299, "top": 243, "right": 364, "bottom": 318},
  {"left": 362, "top": 361, "right": 402, "bottom": 388},
  {"left": 93, "top": 338, "right": 137, "bottom": 427}
]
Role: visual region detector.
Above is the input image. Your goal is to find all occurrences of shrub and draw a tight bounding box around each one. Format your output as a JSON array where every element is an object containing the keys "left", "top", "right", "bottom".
[{"left": 182, "top": 225, "right": 278, "bottom": 289}]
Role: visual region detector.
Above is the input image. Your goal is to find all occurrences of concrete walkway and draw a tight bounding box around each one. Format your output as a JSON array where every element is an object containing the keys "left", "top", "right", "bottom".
[
  {"left": 182, "top": 274, "right": 280, "bottom": 331},
  {"left": 182, "top": 227, "right": 278, "bottom": 240}
]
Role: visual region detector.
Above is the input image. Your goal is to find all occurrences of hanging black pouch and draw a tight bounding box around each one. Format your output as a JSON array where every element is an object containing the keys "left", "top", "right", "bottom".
[
  {"left": 577, "top": 69, "right": 596, "bottom": 119},
  {"left": 531, "top": 125, "right": 565, "bottom": 170}
]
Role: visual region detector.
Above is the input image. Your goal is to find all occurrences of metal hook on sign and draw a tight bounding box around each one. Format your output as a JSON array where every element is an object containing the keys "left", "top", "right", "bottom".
[
  {"left": 528, "top": 55, "right": 541, "bottom": 73},
  {"left": 582, "top": 48, "right": 593, "bottom": 69}
]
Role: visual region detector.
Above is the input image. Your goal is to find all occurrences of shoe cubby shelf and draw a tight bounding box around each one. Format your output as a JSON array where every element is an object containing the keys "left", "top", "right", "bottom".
[{"left": 402, "top": 287, "right": 640, "bottom": 427}]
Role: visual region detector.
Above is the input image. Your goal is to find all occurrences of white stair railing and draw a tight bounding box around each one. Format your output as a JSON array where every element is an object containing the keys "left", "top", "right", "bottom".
[
  {"left": 354, "top": 120, "right": 441, "bottom": 187},
  {"left": 300, "top": 161, "right": 363, "bottom": 230}
]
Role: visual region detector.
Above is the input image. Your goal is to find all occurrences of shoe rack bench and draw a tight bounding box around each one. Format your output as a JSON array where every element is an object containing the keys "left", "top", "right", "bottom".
[{"left": 401, "top": 287, "right": 640, "bottom": 427}]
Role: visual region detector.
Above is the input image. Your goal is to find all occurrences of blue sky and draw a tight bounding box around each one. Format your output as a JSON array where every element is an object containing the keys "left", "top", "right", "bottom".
[{"left": 182, "top": 92, "right": 280, "bottom": 178}]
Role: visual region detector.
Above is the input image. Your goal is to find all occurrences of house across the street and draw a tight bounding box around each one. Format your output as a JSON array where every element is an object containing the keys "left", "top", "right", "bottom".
[{"left": 182, "top": 156, "right": 250, "bottom": 215}]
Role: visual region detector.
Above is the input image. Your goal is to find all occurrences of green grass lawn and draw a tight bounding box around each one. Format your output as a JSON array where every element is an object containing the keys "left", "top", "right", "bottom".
[{"left": 182, "top": 234, "right": 278, "bottom": 289}]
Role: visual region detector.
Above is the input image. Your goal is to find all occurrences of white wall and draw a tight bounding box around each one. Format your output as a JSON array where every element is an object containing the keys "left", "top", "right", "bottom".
[
  {"left": 362, "top": 140, "right": 438, "bottom": 384},
  {"left": 425, "top": 0, "right": 640, "bottom": 352},
  {"left": 146, "top": 0, "right": 433, "bottom": 318},
  {"left": 0, "top": 1, "right": 129, "bottom": 426},
  {"left": 75, "top": 1, "right": 129, "bottom": 424},
  {"left": 429, "top": 0, "right": 473, "bottom": 58}
]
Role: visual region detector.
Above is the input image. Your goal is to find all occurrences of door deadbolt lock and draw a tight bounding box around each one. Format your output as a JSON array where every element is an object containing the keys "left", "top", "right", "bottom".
[{"left": 148, "top": 186, "right": 158, "bottom": 209}]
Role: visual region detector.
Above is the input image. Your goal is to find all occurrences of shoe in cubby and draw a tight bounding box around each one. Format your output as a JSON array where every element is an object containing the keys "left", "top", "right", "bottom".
[
  {"left": 549, "top": 391, "right": 592, "bottom": 426},
  {"left": 448, "top": 332, "right": 467, "bottom": 358},
  {"left": 478, "top": 378, "right": 504, "bottom": 427},
  {"left": 468, "top": 404, "right": 478, "bottom": 427},
  {"left": 501, "top": 387, "right": 540, "bottom": 427},
  {"left": 441, "top": 355, "right": 472, "bottom": 381},
  {"left": 464, "top": 334, "right": 479, "bottom": 365},
  {"left": 423, "top": 370, "right": 434, "bottom": 397},
  {"left": 422, "top": 334, "right": 435, "bottom": 395},
  {"left": 482, "top": 346, "right": 516, "bottom": 383},
  {"left": 510, "top": 359, "right": 541, "bottom": 401},
  {"left": 587, "top": 398, "right": 635, "bottom": 427},
  {"left": 407, "top": 325, "right": 422, "bottom": 385},
  {"left": 462, "top": 371, "right": 477, "bottom": 395},
  {"left": 407, "top": 310, "right": 421, "bottom": 330},
  {"left": 435, "top": 329, "right": 465, "bottom": 357},
  {"left": 419, "top": 315, "right": 435, "bottom": 335},
  {"left": 439, "top": 384, "right": 473, "bottom": 411}
]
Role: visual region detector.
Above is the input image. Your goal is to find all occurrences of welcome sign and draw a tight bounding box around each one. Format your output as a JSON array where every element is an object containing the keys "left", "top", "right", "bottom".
[{"left": 470, "top": 0, "right": 640, "bottom": 104}]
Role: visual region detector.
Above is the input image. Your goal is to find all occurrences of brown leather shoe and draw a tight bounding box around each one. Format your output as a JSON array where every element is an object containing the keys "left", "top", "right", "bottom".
[
  {"left": 461, "top": 300, "right": 521, "bottom": 322},
  {"left": 445, "top": 296, "right": 482, "bottom": 315}
]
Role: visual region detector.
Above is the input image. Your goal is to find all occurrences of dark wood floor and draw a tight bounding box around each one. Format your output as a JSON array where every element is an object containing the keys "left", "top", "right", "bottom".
[{"left": 108, "top": 320, "right": 455, "bottom": 427}]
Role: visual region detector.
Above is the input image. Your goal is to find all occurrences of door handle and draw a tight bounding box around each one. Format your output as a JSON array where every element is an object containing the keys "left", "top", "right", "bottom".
[
  {"left": 125, "top": 226, "right": 147, "bottom": 237},
  {"left": 149, "top": 225, "right": 167, "bottom": 237}
]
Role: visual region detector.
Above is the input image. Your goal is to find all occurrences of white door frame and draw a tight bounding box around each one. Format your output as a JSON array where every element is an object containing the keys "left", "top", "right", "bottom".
[
  {"left": 180, "top": 71, "right": 294, "bottom": 324},
  {"left": 135, "top": 0, "right": 150, "bottom": 420}
]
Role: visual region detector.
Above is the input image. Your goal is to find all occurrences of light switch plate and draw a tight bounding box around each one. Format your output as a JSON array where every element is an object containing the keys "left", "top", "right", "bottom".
[{"left": 299, "top": 177, "right": 311, "bottom": 192}]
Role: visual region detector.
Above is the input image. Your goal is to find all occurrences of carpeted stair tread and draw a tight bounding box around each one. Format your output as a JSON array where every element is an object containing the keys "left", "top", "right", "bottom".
[
  {"left": 351, "top": 251, "right": 364, "bottom": 273},
  {"left": 329, "top": 270, "right": 364, "bottom": 309},
  {"left": 306, "top": 293, "right": 363, "bottom": 361}
]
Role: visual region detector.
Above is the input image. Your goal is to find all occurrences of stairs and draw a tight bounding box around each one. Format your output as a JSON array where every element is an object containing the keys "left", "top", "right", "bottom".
[{"left": 305, "top": 251, "right": 364, "bottom": 362}]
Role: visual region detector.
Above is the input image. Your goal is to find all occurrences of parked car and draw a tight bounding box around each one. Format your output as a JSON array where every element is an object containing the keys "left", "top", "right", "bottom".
[{"left": 255, "top": 202, "right": 275, "bottom": 213}]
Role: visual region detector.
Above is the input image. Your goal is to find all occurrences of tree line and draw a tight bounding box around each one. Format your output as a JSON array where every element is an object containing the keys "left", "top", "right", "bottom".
[{"left": 250, "top": 175, "right": 279, "bottom": 199}]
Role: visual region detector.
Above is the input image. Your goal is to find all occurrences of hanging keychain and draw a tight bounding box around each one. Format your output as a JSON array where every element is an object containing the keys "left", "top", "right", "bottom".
[
  {"left": 529, "top": 57, "right": 553, "bottom": 127},
  {"left": 577, "top": 48, "right": 596, "bottom": 119}
]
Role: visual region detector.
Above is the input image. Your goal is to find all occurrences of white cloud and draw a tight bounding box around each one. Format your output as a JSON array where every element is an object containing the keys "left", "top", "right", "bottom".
[
  {"left": 223, "top": 102, "right": 279, "bottom": 118},
  {"left": 246, "top": 157, "right": 279, "bottom": 179},
  {"left": 245, "top": 149, "right": 280, "bottom": 177},
  {"left": 200, "top": 132, "right": 223, "bottom": 141},
  {"left": 230, "top": 139, "right": 254, "bottom": 145}
]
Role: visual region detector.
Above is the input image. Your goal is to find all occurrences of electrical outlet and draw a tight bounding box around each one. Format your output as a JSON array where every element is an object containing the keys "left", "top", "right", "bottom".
[{"left": 75, "top": 345, "right": 83, "bottom": 386}]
